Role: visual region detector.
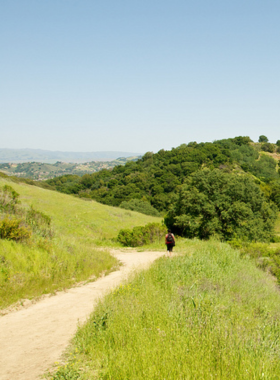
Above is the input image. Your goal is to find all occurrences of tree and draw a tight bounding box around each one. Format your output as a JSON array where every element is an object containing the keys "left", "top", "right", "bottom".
[
  {"left": 259, "top": 135, "right": 269, "bottom": 143},
  {"left": 231, "top": 136, "right": 252, "bottom": 146},
  {"left": 165, "top": 169, "right": 277, "bottom": 241},
  {"left": 276, "top": 140, "right": 280, "bottom": 147}
]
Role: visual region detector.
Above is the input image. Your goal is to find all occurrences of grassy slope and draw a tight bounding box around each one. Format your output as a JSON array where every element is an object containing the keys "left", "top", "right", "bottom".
[
  {"left": 0, "top": 178, "right": 161, "bottom": 309},
  {"left": 0, "top": 178, "right": 161, "bottom": 243},
  {"left": 49, "top": 240, "right": 280, "bottom": 380}
]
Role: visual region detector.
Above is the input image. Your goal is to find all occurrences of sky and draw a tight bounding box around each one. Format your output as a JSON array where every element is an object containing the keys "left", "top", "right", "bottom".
[{"left": 1, "top": 0, "right": 279, "bottom": 154}]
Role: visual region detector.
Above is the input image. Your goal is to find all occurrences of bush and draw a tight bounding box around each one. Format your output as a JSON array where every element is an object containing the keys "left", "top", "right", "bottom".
[
  {"left": 0, "top": 218, "right": 31, "bottom": 241},
  {"left": 0, "top": 185, "right": 54, "bottom": 243},
  {"left": 119, "top": 199, "right": 161, "bottom": 217},
  {"left": 26, "top": 206, "right": 53, "bottom": 238},
  {"left": 261, "top": 143, "right": 275, "bottom": 153},
  {"left": 117, "top": 223, "right": 166, "bottom": 247},
  {"left": 250, "top": 154, "right": 278, "bottom": 181},
  {"left": 0, "top": 185, "right": 20, "bottom": 213}
]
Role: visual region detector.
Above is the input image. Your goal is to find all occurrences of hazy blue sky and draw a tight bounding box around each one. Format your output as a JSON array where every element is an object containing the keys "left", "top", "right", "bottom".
[{"left": 1, "top": 0, "right": 279, "bottom": 153}]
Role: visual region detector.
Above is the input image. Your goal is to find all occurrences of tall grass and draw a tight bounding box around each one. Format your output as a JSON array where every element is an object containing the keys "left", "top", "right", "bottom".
[
  {"left": 0, "top": 239, "right": 117, "bottom": 309},
  {"left": 49, "top": 240, "right": 280, "bottom": 379},
  {"left": 0, "top": 178, "right": 161, "bottom": 309}
]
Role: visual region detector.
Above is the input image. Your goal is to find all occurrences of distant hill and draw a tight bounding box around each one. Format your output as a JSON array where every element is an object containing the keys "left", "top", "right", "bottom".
[
  {"left": 0, "top": 148, "right": 142, "bottom": 163},
  {"left": 0, "top": 157, "right": 141, "bottom": 180}
]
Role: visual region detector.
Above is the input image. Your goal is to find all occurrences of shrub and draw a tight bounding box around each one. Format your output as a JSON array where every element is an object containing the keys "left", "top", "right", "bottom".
[
  {"left": 0, "top": 185, "right": 20, "bottom": 213},
  {"left": 119, "top": 199, "right": 161, "bottom": 217},
  {"left": 250, "top": 154, "right": 278, "bottom": 181},
  {"left": 0, "top": 185, "right": 54, "bottom": 242},
  {"left": 0, "top": 218, "right": 31, "bottom": 241},
  {"left": 117, "top": 229, "right": 134, "bottom": 246},
  {"left": 117, "top": 223, "right": 166, "bottom": 247},
  {"left": 261, "top": 143, "right": 275, "bottom": 153},
  {"left": 26, "top": 206, "right": 53, "bottom": 238}
]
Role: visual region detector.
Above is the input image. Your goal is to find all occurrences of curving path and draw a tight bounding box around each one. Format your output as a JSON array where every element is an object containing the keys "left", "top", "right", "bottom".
[{"left": 0, "top": 250, "right": 165, "bottom": 380}]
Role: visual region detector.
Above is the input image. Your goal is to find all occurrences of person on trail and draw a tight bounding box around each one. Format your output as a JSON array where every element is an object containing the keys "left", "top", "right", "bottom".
[{"left": 165, "top": 229, "right": 175, "bottom": 256}]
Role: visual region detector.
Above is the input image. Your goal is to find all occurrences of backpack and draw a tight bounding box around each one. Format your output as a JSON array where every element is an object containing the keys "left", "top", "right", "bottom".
[{"left": 166, "top": 233, "right": 174, "bottom": 244}]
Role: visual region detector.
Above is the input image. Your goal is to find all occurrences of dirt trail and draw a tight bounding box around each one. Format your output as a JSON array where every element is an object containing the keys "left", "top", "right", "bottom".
[{"left": 0, "top": 250, "right": 165, "bottom": 380}]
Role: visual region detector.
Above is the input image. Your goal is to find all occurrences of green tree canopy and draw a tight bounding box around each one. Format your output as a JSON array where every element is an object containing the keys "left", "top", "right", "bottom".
[
  {"left": 45, "top": 136, "right": 279, "bottom": 212},
  {"left": 259, "top": 135, "right": 269, "bottom": 143},
  {"left": 165, "top": 169, "right": 278, "bottom": 241}
]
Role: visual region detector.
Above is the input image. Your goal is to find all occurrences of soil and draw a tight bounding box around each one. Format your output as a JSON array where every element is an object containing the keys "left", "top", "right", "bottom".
[{"left": 0, "top": 249, "right": 165, "bottom": 380}]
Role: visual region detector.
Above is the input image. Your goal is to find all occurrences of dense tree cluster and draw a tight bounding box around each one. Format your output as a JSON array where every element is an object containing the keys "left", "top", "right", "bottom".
[
  {"left": 46, "top": 137, "right": 250, "bottom": 209},
  {"left": 46, "top": 136, "right": 280, "bottom": 215},
  {"left": 164, "top": 169, "right": 278, "bottom": 241}
]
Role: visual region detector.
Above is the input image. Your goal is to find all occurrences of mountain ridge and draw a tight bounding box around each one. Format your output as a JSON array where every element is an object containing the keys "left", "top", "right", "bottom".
[{"left": 0, "top": 148, "right": 142, "bottom": 163}]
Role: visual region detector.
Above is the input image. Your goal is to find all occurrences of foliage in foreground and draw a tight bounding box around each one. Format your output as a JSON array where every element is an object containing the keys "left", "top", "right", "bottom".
[
  {"left": 117, "top": 222, "right": 166, "bottom": 247},
  {"left": 48, "top": 240, "right": 280, "bottom": 379},
  {"left": 165, "top": 169, "right": 278, "bottom": 241}
]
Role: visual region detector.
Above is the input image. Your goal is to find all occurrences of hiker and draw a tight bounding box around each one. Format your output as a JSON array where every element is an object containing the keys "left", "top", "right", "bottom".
[{"left": 165, "top": 229, "right": 175, "bottom": 256}]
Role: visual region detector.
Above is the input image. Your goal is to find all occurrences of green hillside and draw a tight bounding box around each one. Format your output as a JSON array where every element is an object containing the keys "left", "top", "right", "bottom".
[
  {"left": 0, "top": 178, "right": 161, "bottom": 241},
  {"left": 44, "top": 137, "right": 280, "bottom": 213},
  {"left": 0, "top": 177, "right": 161, "bottom": 309},
  {"left": 43, "top": 136, "right": 280, "bottom": 242}
]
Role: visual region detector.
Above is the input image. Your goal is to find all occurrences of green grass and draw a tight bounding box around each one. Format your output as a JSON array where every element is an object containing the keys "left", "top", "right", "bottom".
[
  {"left": 0, "top": 238, "right": 118, "bottom": 308},
  {"left": 48, "top": 240, "right": 280, "bottom": 379},
  {"left": 0, "top": 178, "right": 161, "bottom": 244},
  {"left": 0, "top": 178, "right": 161, "bottom": 309}
]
